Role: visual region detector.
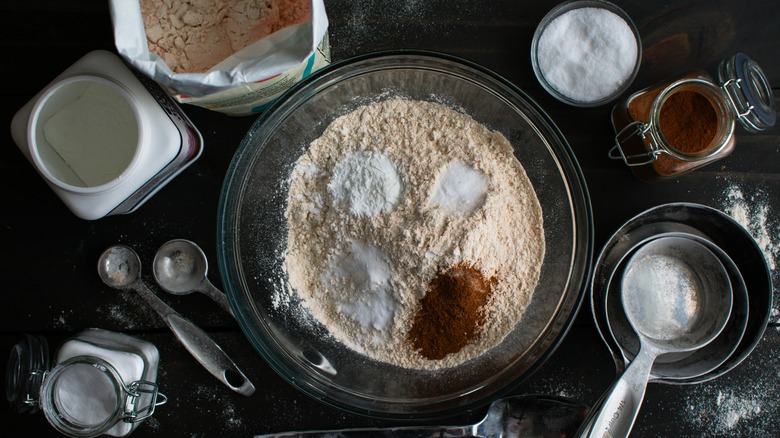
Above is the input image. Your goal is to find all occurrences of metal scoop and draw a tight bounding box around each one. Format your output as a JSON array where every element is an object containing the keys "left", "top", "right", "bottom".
[
  {"left": 254, "top": 394, "right": 589, "bottom": 437},
  {"left": 153, "top": 239, "right": 234, "bottom": 318},
  {"left": 583, "top": 236, "right": 732, "bottom": 437},
  {"left": 97, "top": 244, "right": 255, "bottom": 396}
]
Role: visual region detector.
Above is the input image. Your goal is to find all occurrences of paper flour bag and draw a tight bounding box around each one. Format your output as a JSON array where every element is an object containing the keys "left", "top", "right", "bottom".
[{"left": 109, "top": 0, "right": 330, "bottom": 115}]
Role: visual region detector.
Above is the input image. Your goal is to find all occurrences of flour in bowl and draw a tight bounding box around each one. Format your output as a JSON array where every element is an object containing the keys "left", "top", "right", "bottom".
[{"left": 283, "top": 98, "right": 545, "bottom": 369}]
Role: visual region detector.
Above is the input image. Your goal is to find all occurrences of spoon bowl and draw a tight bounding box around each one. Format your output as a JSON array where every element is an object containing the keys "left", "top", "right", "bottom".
[
  {"left": 153, "top": 239, "right": 208, "bottom": 294},
  {"left": 98, "top": 245, "right": 141, "bottom": 288},
  {"left": 622, "top": 236, "right": 732, "bottom": 350},
  {"left": 583, "top": 236, "right": 732, "bottom": 437},
  {"left": 153, "top": 239, "right": 234, "bottom": 317}
]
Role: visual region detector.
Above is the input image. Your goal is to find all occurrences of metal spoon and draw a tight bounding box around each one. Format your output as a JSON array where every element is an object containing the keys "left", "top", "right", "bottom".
[
  {"left": 152, "top": 239, "right": 234, "bottom": 318},
  {"left": 583, "top": 236, "right": 732, "bottom": 438},
  {"left": 254, "top": 394, "right": 589, "bottom": 437},
  {"left": 97, "top": 244, "right": 255, "bottom": 396}
]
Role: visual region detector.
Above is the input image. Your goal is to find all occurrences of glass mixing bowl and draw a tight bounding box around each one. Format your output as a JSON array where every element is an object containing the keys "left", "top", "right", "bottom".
[{"left": 217, "top": 51, "right": 593, "bottom": 418}]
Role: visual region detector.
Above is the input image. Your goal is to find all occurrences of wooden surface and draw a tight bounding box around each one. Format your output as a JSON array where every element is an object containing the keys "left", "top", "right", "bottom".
[{"left": 1, "top": 1, "right": 778, "bottom": 436}]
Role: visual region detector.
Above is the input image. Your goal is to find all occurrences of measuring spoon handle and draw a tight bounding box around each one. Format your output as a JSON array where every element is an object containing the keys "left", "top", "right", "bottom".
[
  {"left": 200, "top": 279, "right": 235, "bottom": 318},
  {"left": 579, "top": 345, "right": 655, "bottom": 438},
  {"left": 133, "top": 283, "right": 255, "bottom": 396}
]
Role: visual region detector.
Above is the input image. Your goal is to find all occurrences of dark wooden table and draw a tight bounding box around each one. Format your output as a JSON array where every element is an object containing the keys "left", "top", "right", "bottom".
[{"left": 2, "top": 1, "right": 778, "bottom": 436}]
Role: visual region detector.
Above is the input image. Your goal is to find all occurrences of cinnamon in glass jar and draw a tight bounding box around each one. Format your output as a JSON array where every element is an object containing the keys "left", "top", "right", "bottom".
[{"left": 610, "top": 53, "right": 775, "bottom": 181}]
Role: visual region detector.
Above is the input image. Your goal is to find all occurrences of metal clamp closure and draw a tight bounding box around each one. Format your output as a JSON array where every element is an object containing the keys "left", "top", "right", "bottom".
[
  {"left": 721, "top": 78, "right": 758, "bottom": 129},
  {"left": 609, "top": 121, "right": 660, "bottom": 166},
  {"left": 23, "top": 369, "right": 47, "bottom": 408},
  {"left": 122, "top": 379, "right": 167, "bottom": 424}
]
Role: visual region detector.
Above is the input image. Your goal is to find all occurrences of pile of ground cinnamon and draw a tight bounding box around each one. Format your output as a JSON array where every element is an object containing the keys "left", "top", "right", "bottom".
[
  {"left": 407, "top": 264, "right": 495, "bottom": 360},
  {"left": 658, "top": 90, "right": 718, "bottom": 154},
  {"left": 140, "top": 0, "right": 310, "bottom": 73}
]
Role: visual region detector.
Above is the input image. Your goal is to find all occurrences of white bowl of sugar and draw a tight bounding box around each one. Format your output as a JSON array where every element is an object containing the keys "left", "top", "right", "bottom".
[{"left": 531, "top": 0, "right": 642, "bottom": 107}]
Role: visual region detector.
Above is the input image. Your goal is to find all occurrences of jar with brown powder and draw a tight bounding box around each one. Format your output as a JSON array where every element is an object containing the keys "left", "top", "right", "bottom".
[{"left": 609, "top": 53, "right": 775, "bottom": 181}]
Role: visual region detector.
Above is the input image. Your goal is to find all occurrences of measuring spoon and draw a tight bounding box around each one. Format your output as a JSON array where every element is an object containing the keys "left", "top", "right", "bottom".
[
  {"left": 152, "top": 239, "right": 234, "bottom": 318},
  {"left": 97, "top": 244, "right": 255, "bottom": 396},
  {"left": 583, "top": 236, "right": 732, "bottom": 438}
]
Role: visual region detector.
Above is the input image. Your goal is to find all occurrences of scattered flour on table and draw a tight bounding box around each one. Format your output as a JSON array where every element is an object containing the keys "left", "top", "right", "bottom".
[
  {"left": 721, "top": 184, "right": 779, "bottom": 271},
  {"left": 282, "top": 98, "right": 545, "bottom": 370},
  {"left": 190, "top": 384, "right": 245, "bottom": 432},
  {"left": 719, "top": 183, "right": 780, "bottom": 323},
  {"left": 330, "top": 0, "right": 479, "bottom": 56},
  {"left": 681, "top": 336, "right": 780, "bottom": 436},
  {"left": 524, "top": 374, "right": 588, "bottom": 403}
]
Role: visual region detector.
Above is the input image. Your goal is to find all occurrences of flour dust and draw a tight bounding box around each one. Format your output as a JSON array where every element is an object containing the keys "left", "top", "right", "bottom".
[{"left": 718, "top": 182, "right": 780, "bottom": 324}]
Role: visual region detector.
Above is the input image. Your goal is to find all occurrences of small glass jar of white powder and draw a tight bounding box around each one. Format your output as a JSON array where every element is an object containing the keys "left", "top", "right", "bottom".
[
  {"left": 531, "top": 0, "right": 642, "bottom": 106},
  {"left": 10, "top": 50, "right": 203, "bottom": 220},
  {"left": 6, "top": 329, "right": 165, "bottom": 437}
]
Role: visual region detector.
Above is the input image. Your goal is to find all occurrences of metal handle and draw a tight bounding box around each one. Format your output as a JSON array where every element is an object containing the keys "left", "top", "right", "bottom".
[
  {"left": 133, "top": 283, "right": 255, "bottom": 396},
  {"left": 199, "top": 279, "right": 235, "bottom": 318},
  {"left": 611, "top": 121, "right": 660, "bottom": 167},
  {"left": 580, "top": 344, "right": 656, "bottom": 438},
  {"left": 255, "top": 425, "right": 471, "bottom": 437}
]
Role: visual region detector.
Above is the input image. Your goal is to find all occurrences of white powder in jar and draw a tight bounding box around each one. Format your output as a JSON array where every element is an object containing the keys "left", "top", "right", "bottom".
[
  {"left": 536, "top": 6, "right": 638, "bottom": 103},
  {"left": 283, "top": 98, "right": 546, "bottom": 369},
  {"left": 54, "top": 363, "right": 117, "bottom": 426},
  {"left": 54, "top": 337, "right": 147, "bottom": 436}
]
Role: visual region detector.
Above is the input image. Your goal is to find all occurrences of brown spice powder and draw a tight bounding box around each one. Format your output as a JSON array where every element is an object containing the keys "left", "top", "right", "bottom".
[
  {"left": 659, "top": 90, "right": 718, "bottom": 154},
  {"left": 407, "top": 263, "right": 495, "bottom": 360}
]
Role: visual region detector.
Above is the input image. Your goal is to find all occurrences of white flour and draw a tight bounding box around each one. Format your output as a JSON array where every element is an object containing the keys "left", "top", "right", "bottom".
[
  {"left": 681, "top": 330, "right": 780, "bottom": 436},
  {"left": 141, "top": 0, "right": 309, "bottom": 73},
  {"left": 322, "top": 239, "right": 398, "bottom": 333},
  {"left": 622, "top": 253, "right": 702, "bottom": 341},
  {"left": 283, "top": 98, "right": 545, "bottom": 369},
  {"left": 721, "top": 184, "right": 779, "bottom": 271},
  {"left": 719, "top": 183, "right": 779, "bottom": 323}
]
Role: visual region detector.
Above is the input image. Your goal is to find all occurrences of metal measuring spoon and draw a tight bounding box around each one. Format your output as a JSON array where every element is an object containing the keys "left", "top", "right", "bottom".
[
  {"left": 254, "top": 394, "right": 589, "bottom": 437},
  {"left": 97, "top": 244, "right": 255, "bottom": 396},
  {"left": 152, "top": 239, "right": 234, "bottom": 318},
  {"left": 583, "top": 236, "right": 732, "bottom": 438}
]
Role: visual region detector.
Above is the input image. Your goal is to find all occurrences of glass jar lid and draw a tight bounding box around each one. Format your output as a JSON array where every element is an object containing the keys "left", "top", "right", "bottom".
[
  {"left": 40, "top": 357, "right": 125, "bottom": 437},
  {"left": 718, "top": 52, "right": 776, "bottom": 132},
  {"left": 5, "top": 334, "right": 50, "bottom": 414}
]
